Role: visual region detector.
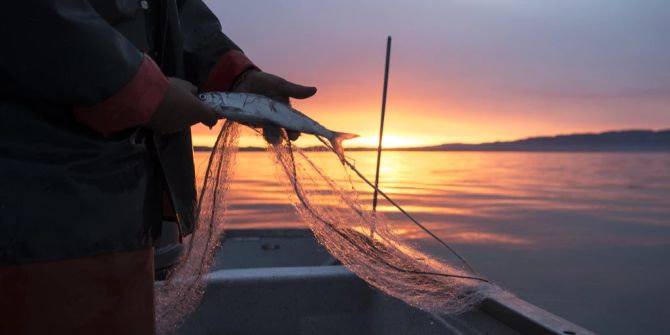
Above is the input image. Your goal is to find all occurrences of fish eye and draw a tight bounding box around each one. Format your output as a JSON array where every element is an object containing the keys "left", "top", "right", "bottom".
[{"left": 198, "top": 94, "right": 206, "bottom": 100}]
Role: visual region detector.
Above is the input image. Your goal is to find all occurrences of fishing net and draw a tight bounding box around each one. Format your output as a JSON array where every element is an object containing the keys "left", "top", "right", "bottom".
[
  {"left": 155, "top": 121, "right": 240, "bottom": 334},
  {"left": 268, "top": 138, "right": 493, "bottom": 314},
  {"left": 156, "top": 123, "right": 495, "bottom": 333}
]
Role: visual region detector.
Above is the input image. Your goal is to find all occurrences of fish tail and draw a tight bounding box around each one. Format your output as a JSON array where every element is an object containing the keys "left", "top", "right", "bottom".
[{"left": 330, "top": 131, "right": 359, "bottom": 163}]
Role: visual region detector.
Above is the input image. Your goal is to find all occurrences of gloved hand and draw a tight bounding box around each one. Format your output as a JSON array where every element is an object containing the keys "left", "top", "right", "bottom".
[
  {"left": 232, "top": 69, "right": 317, "bottom": 144},
  {"left": 147, "top": 77, "right": 218, "bottom": 133}
]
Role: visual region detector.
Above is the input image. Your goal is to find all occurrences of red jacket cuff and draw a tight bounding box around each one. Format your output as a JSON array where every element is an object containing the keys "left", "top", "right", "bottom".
[
  {"left": 202, "top": 50, "right": 257, "bottom": 92},
  {"left": 73, "top": 55, "right": 169, "bottom": 135}
]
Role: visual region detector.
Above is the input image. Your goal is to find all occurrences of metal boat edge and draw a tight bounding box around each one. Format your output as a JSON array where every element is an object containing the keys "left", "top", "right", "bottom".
[{"left": 173, "top": 228, "right": 596, "bottom": 335}]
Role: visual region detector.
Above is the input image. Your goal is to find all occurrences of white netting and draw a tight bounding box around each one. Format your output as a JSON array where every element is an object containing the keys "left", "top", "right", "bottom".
[
  {"left": 268, "top": 139, "right": 494, "bottom": 314},
  {"left": 156, "top": 125, "right": 496, "bottom": 333},
  {"left": 155, "top": 121, "right": 240, "bottom": 334}
]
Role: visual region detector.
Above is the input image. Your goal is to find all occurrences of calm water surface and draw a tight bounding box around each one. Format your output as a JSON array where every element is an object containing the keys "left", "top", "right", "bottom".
[{"left": 195, "top": 151, "right": 670, "bottom": 335}]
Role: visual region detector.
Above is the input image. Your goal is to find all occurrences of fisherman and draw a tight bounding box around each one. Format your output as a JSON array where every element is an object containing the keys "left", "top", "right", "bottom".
[{"left": 0, "top": 1, "right": 315, "bottom": 333}]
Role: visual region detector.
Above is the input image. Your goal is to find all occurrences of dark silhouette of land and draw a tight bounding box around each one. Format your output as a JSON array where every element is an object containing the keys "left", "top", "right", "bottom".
[{"left": 194, "top": 129, "right": 670, "bottom": 152}]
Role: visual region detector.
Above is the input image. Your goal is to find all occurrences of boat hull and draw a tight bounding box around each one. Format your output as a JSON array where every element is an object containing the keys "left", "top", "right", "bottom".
[{"left": 175, "top": 229, "right": 595, "bottom": 335}]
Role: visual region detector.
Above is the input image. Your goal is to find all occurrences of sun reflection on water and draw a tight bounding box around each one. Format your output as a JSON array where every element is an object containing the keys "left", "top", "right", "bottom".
[
  {"left": 195, "top": 150, "right": 670, "bottom": 249},
  {"left": 194, "top": 149, "right": 670, "bottom": 334}
]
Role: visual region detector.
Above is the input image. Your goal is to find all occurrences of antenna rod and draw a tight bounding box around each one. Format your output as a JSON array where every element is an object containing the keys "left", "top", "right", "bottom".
[{"left": 372, "top": 36, "right": 392, "bottom": 212}]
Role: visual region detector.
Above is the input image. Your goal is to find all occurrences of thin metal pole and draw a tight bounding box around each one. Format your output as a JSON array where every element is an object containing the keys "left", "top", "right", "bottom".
[{"left": 372, "top": 36, "right": 392, "bottom": 212}]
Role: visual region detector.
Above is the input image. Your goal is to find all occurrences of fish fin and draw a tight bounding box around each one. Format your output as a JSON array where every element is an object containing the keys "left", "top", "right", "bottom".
[{"left": 330, "top": 132, "right": 359, "bottom": 163}]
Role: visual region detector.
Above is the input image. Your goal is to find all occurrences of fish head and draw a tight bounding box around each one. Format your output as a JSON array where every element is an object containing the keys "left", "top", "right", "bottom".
[{"left": 197, "top": 92, "right": 225, "bottom": 108}]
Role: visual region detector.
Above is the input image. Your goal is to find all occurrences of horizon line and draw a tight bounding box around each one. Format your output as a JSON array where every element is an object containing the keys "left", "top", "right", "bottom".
[{"left": 193, "top": 128, "right": 669, "bottom": 151}]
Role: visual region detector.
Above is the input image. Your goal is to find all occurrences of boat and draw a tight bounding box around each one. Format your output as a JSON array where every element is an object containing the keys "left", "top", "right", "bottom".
[{"left": 175, "top": 228, "right": 596, "bottom": 335}]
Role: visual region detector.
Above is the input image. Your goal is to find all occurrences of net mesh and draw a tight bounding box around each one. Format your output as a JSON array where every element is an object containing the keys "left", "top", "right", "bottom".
[
  {"left": 156, "top": 124, "right": 496, "bottom": 333},
  {"left": 155, "top": 121, "right": 240, "bottom": 334},
  {"left": 268, "top": 139, "right": 493, "bottom": 314}
]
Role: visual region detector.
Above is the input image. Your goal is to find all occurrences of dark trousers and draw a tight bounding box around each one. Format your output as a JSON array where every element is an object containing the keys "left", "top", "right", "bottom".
[{"left": 0, "top": 248, "right": 155, "bottom": 334}]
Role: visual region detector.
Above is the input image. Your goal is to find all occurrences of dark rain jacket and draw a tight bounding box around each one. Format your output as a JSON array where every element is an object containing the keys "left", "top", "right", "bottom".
[{"left": 0, "top": 0, "right": 254, "bottom": 265}]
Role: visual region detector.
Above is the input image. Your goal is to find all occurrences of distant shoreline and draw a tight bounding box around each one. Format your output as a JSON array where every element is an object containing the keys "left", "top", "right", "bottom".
[{"left": 194, "top": 129, "right": 670, "bottom": 153}]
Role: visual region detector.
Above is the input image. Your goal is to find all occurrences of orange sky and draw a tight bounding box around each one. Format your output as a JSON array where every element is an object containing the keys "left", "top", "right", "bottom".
[{"left": 192, "top": 0, "right": 670, "bottom": 148}]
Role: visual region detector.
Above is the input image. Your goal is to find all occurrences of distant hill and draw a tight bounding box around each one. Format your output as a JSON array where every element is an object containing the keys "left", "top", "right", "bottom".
[
  {"left": 413, "top": 129, "right": 670, "bottom": 152},
  {"left": 194, "top": 129, "right": 670, "bottom": 152}
]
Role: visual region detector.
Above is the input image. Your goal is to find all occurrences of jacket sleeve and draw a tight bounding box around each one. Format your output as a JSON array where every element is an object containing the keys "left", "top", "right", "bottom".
[
  {"left": 0, "top": 1, "right": 169, "bottom": 135},
  {"left": 178, "top": 0, "right": 257, "bottom": 91}
]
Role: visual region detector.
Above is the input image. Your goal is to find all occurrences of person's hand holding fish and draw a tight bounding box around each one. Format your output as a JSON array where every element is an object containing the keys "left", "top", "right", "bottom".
[
  {"left": 147, "top": 77, "right": 219, "bottom": 133},
  {"left": 199, "top": 88, "right": 358, "bottom": 163},
  {"left": 146, "top": 70, "right": 316, "bottom": 139},
  {"left": 232, "top": 69, "right": 317, "bottom": 144}
]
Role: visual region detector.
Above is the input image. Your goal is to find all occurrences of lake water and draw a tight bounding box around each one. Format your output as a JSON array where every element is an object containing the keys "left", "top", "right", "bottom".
[{"left": 194, "top": 150, "right": 670, "bottom": 335}]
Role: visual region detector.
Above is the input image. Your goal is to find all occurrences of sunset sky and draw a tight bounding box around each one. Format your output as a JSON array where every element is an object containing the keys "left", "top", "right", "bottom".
[{"left": 193, "top": 0, "right": 670, "bottom": 148}]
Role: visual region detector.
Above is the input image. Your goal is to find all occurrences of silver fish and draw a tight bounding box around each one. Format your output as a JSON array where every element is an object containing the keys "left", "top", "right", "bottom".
[{"left": 198, "top": 92, "right": 358, "bottom": 161}]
